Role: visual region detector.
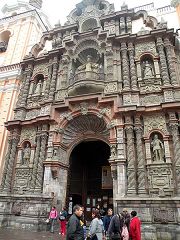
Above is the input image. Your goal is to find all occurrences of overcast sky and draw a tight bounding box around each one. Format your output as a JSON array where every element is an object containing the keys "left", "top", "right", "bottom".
[{"left": 0, "top": 0, "right": 172, "bottom": 25}]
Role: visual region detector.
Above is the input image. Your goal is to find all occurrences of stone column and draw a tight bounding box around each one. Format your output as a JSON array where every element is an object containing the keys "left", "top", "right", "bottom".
[
  {"left": 20, "top": 64, "right": 33, "bottom": 106},
  {"left": 35, "top": 128, "right": 48, "bottom": 192},
  {"left": 169, "top": 114, "right": 180, "bottom": 194},
  {"left": 156, "top": 37, "right": 170, "bottom": 86},
  {"left": 134, "top": 122, "right": 147, "bottom": 195},
  {"left": 16, "top": 70, "right": 27, "bottom": 108},
  {"left": 44, "top": 59, "right": 53, "bottom": 99},
  {"left": 61, "top": 54, "right": 70, "bottom": 87},
  {"left": 0, "top": 137, "right": 12, "bottom": 191},
  {"left": 30, "top": 134, "right": 41, "bottom": 190},
  {"left": 105, "top": 41, "right": 114, "bottom": 81},
  {"left": 128, "top": 42, "right": 138, "bottom": 90},
  {"left": 125, "top": 124, "right": 137, "bottom": 195},
  {"left": 3, "top": 132, "right": 20, "bottom": 192},
  {"left": 49, "top": 57, "right": 58, "bottom": 101},
  {"left": 121, "top": 42, "right": 130, "bottom": 90},
  {"left": 164, "top": 37, "right": 178, "bottom": 86},
  {"left": 116, "top": 127, "right": 126, "bottom": 196}
]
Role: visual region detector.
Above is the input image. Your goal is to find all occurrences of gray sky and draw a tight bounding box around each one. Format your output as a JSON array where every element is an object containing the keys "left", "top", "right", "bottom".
[{"left": 0, "top": 0, "right": 171, "bottom": 25}]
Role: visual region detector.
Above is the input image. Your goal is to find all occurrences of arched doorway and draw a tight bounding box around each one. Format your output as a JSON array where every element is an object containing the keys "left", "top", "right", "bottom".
[{"left": 67, "top": 140, "right": 113, "bottom": 220}]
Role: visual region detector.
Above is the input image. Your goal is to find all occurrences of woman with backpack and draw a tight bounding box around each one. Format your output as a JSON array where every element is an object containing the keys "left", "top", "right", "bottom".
[{"left": 59, "top": 206, "right": 68, "bottom": 236}]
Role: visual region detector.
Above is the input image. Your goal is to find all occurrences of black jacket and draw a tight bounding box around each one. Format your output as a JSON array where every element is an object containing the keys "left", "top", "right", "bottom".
[{"left": 66, "top": 214, "right": 84, "bottom": 240}]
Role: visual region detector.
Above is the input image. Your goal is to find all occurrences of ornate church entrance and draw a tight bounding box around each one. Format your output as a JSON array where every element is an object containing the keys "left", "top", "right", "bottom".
[{"left": 67, "top": 140, "right": 113, "bottom": 220}]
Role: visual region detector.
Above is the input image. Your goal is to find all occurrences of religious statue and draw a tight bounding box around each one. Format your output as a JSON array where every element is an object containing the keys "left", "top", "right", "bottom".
[
  {"left": 143, "top": 60, "right": 154, "bottom": 78},
  {"left": 110, "top": 144, "right": 117, "bottom": 157},
  {"left": 151, "top": 134, "right": 165, "bottom": 162},
  {"left": 22, "top": 143, "right": 31, "bottom": 165},
  {"left": 34, "top": 80, "right": 42, "bottom": 95},
  {"left": 77, "top": 55, "right": 99, "bottom": 73}
]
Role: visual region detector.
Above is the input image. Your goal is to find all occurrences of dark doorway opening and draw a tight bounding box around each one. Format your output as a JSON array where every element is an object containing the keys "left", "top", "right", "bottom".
[{"left": 67, "top": 140, "right": 113, "bottom": 220}]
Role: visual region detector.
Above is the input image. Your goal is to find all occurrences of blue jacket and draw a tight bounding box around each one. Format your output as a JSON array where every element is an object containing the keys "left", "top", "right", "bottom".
[{"left": 103, "top": 215, "right": 113, "bottom": 232}]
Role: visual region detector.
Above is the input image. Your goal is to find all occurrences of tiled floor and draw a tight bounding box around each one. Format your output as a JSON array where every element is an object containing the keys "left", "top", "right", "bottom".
[{"left": 0, "top": 228, "right": 63, "bottom": 240}]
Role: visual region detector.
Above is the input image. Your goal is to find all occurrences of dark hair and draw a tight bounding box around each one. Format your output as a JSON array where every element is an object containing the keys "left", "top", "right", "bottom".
[
  {"left": 73, "top": 204, "right": 82, "bottom": 213},
  {"left": 63, "top": 206, "right": 66, "bottom": 210},
  {"left": 92, "top": 209, "right": 101, "bottom": 219},
  {"left": 131, "top": 211, "right": 137, "bottom": 217}
]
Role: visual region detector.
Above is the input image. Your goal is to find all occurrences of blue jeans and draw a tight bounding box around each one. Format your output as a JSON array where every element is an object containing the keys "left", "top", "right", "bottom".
[{"left": 50, "top": 218, "right": 56, "bottom": 233}]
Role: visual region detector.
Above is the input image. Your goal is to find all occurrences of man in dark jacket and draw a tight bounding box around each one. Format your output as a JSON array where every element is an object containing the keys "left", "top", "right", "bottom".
[
  {"left": 103, "top": 208, "right": 113, "bottom": 235},
  {"left": 66, "top": 205, "right": 84, "bottom": 240}
]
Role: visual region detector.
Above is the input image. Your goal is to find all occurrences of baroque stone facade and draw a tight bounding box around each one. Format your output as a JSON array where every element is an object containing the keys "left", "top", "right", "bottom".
[{"left": 0, "top": 0, "right": 180, "bottom": 238}]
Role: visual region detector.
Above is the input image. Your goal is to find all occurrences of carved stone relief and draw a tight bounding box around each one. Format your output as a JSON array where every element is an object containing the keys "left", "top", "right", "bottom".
[
  {"left": 135, "top": 42, "right": 157, "bottom": 58},
  {"left": 14, "top": 168, "right": 32, "bottom": 193},
  {"left": 55, "top": 90, "right": 68, "bottom": 100},
  {"left": 153, "top": 208, "right": 175, "bottom": 223},
  {"left": 104, "top": 82, "right": 118, "bottom": 94},
  {"left": 144, "top": 114, "right": 168, "bottom": 135},
  {"left": 140, "top": 95, "right": 163, "bottom": 106},
  {"left": 147, "top": 164, "right": 173, "bottom": 197},
  {"left": 20, "top": 127, "right": 36, "bottom": 145},
  {"left": 32, "top": 63, "right": 48, "bottom": 77}
]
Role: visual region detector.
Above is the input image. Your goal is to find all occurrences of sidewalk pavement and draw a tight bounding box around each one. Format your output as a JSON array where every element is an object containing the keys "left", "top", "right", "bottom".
[{"left": 0, "top": 228, "right": 63, "bottom": 240}]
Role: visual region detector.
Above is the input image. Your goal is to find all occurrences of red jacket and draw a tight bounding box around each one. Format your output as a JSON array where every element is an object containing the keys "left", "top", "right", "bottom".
[{"left": 129, "top": 216, "right": 141, "bottom": 240}]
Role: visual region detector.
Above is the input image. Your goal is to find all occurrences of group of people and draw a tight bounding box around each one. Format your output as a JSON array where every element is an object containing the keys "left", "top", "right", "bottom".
[{"left": 48, "top": 204, "right": 141, "bottom": 240}]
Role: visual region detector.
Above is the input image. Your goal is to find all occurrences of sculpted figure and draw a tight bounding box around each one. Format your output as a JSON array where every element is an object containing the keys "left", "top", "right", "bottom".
[
  {"left": 151, "top": 134, "right": 164, "bottom": 162},
  {"left": 34, "top": 80, "right": 42, "bottom": 95},
  {"left": 22, "top": 143, "right": 31, "bottom": 165},
  {"left": 143, "top": 60, "right": 154, "bottom": 78},
  {"left": 77, "top": 55, "right": 99, "bottom": 72}
]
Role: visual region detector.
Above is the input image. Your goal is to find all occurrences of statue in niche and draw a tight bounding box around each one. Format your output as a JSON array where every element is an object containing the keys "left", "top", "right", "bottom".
[
  {"left": 151, "top": 134, "right": 165, "bottom": 162},
  {"left": 143, "top": 60, "right": 154, "bottom": 78},
  {"left": 110, "top": 145, "right": 117, "bottom": 157},
  {"left": 77, "top": 55, "right": 99, "bottom": 73},
  {"left": 22, "top": 143, "right": 31, "bottom": 165},
  {"left": 34, "top": 79, "right": 43, "bottom": 95}
]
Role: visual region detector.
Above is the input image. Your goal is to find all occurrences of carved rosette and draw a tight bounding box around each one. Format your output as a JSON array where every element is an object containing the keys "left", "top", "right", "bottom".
[
  {"left": 125, "top": 126, "right": 136, "bottom": 195},
  {"left": 121, "top": 42, "right": 130, "bottom": 90},
  {"left": 134, "top": 126, "right": 147, "bottom": 195},
  {"left": 164, "top": 38, "right": 178, "bottom": 86},
  {"left": 128, "top": 43, "right": 137, "bottom": 90},
  {"left": 156, "top": 37, "right": 170, "bottom": 86}
]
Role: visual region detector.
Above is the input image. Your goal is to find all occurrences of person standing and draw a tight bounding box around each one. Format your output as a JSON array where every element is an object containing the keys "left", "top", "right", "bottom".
[
  {"left": 49, "top": 206, "right": 58, "bottom": 233},
  {"left": 129, "top": 211, "right": 141, "bottom": 240},
  {"left": 107, "top": 213, "right": 123, "bottom": 240},
  {"left": 103, "top": 208, "right": 113, "bottom": 236},
  {"left": 66, "top": 204, "right": 84, "bottom": 240},
  {"left": 89, "top": 209, "right": 104, "bottom": 240},
  {"left": 121, "top": 208, "right": 130, "bottom": 231},
  {"left": 59, "top": 206, "right": 68, "bottom": 236}
]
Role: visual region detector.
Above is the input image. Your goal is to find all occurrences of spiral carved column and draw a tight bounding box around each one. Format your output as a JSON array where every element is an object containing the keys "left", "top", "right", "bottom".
[
  {"left": 34, "top": 132, "right": 48, "bottom": 192},
  {"left": 156, "top": 37, "right": 170, "bottom": 86},
  {"left": 44, "top": 60, "right": 53, "bottom": 99},
  {"left": 20, "top": 65, "right": 33, "bottom": 106},
  {"left": 30, "top": 135, "right": 41, "bottom": 190},
  {"left": 128, "top": 42, "right": 137, "bottom": 90},
  {"left": 164, "top": 37, "right": 178, "bottom": 86},
  {"left": 125, "top": 126, "right": 137, "bottom": 195},
  {"left": 49, "top": 58, "right": 58, "bottom": 101},
  {"left": 121, "top": 42, "right": 130, "bottom": 90},
  {"left": 3, "top": 134, "right": 20, "bottom": 192},
  {"left": 0, "top": 137, "right": 13, "bottom": 191},
  {"left": 169, "top": 123, "right": 180, "bottom": 194},
  {"left": 134, "top": 126, "right": 147, "bottom": 195}
]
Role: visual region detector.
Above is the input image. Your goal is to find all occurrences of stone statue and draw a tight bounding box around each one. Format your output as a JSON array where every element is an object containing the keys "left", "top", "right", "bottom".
[
  {"left": 143, "top": 60, "right": 154, "bottom": 78},
  {"left": 22, "top": 143, "right": 31, "bottom": 165},
  {"left": 34, "top": 80, "right": 42, "bottom": 95},
  {"left": 77, "top": 55, "right": 99, "bottom": 72},
  {"left": 151, "top": 134, "right": 164, "bottom": 162}
]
